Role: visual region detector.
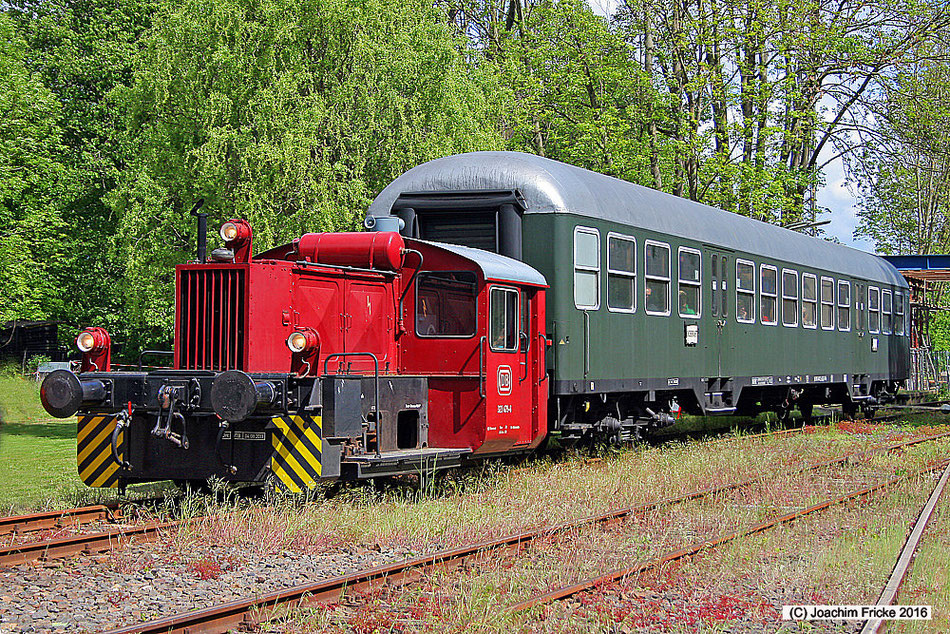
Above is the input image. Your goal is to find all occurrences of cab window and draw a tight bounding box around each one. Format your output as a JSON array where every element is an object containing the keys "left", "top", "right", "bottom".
[
  {"left": 415, "top": 272, "right": 477, "bottom": 337},
  {"left": 490, "top": 287, "right": 519, "bottom": 351}
]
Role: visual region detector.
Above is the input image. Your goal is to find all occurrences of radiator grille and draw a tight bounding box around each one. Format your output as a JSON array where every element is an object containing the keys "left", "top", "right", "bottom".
[{"left": 178, "top": 268, "right": 246, "bottom": 370}]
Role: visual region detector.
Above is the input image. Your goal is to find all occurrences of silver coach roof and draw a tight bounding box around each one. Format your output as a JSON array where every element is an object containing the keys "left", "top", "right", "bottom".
[
  {"left": 413, "top": 239, "right": 547, "bottom": 287},
  {"left": 370, "top": 151, "right": 906, "bottom": 287}
]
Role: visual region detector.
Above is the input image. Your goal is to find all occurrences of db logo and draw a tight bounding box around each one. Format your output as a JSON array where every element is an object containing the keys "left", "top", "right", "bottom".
[{"left": 497, "top": 366, "right": 512, "bottom": 396}]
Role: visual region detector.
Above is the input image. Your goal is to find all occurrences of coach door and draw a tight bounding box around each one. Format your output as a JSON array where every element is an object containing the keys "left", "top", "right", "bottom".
[
  {"left": 483, "top": 285, "right": 542, "bottom": 450},
  {"left": 707, "top": 250, "right": 735, "bottom": 379}
]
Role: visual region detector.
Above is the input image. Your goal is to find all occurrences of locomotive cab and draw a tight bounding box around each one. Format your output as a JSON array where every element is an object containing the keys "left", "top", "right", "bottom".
[{"left": 40, "top": 221, "right": 548, "bottom": 492}]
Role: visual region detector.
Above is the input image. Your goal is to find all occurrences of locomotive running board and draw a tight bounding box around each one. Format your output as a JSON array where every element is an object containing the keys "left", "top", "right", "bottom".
[{"left": 342, "top": 447, "right": 472, "bottom": 479}]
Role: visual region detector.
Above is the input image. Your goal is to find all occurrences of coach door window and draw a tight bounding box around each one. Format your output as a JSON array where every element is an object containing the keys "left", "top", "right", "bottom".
[
  {"left": 868, "top": 287, "right": 880, "bottom": 333},
  {"left": 760, "top": 265, "right": 777, "bottom": 325},
  {"left": 416, "top": 272, "right": 477, "bottom": 337},
  {"left": 801, "top": 274, "right": 817, "bottom": 329},
  {"left": 736, "top": 260, "right": 755, "bottom": 323},
  {"left": 490, "top": 287, "right": 519, "bottom": 351},
  {"left": 645, "top": 241, "right": 671, "bottom": 315},
  {"left": 607, "top": 234, "right": 636, "bottom": 312},
  {"left": 838, "top": 281, "right": 851, "bottom": 332},
  {"left": 574, "top": 227, "right": 600, "bottom": 310},
  {"left": 678, "top": 247, "right": 701, "bottom": 317},
  {"left": 882, "top": 290, "right": 892, "bottom": 335},
  {"left": 820, "top": 277, "right": 835, "bottom": 330},
  {"left": 782, "top": 270, "right": 798, "bottom": 327},
  {"left": 895, "top": 292, "right": 905, "bottom": 336}
]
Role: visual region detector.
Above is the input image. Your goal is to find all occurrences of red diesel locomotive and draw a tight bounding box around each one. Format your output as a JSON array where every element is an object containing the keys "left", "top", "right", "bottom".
[{"left": 40, "top": 219, "right": 548, "bottom": 492}]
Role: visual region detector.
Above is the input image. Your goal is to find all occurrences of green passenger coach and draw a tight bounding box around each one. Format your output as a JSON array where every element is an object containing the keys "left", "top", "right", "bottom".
[{"left": 368, "top": 151, "right": 909, "bottom": 439}]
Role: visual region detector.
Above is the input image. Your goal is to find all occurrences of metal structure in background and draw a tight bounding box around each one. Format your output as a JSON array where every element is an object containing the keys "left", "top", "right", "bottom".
[{"left": 883, "top": 255, "right": 950, "bottom": 391}]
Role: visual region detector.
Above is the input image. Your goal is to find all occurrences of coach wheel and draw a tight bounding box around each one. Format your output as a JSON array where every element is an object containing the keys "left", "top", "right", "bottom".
[{"left": 861, "top": 405, "right": 877, "bottom": 421}]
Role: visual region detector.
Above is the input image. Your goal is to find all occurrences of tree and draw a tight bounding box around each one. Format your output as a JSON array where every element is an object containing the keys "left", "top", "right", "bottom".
[
  {"left": 108, "top": 0, "right": 501, "bottom": 343},
  {"left": 0, "top": 13, "right": 71, "bottom": 323},
  {"left": 5, "top": 0, "right": 157, "bottom": 334}
]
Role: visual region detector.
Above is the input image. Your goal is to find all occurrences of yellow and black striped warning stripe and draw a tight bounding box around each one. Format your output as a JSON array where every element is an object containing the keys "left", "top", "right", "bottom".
[
  {"left": 270, "top": 414, "right": 322, "bottom": 493},
  {"left": 77, "top": 414, "right": 124, "bottom": 489}
]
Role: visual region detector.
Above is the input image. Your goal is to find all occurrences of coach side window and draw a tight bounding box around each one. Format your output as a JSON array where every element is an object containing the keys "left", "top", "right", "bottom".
[
  {"left": 782, "top": 270, "right": 799, "bottom": 327},
  {"left": 868, "top": 287, "right": 880, "bottom": 333},
  {"left": 882, "top": 290, "right": 892, "bottom": 335},
  {"left": 838, "top": 281, "right": 851, "bottom": 332},
  {"left": 607, "top": 234, "right": 636, "bottom": 313},
  {"left": 645, "top": 241, "right": 671, "bottom": 315},
  {"left": 895, "top": 292, "right": 905, "bottom": 336},
  {"left": 801, "top": 274, "right": 817, "bottom": 329},
  {"left": 574, "top": 227, "right": 600, "bottom": 310},
  {"left": 760, "top": 265, "right": 777, "bottom": 325},
  {"left": 736, "top": 260, "right": 755, "bottom": 323},
  {"left": 678, "top": 247, "right": 701, "bottom": 317},
  {"left": 820, "top": 277, "right": 835, "bottom": 330}
]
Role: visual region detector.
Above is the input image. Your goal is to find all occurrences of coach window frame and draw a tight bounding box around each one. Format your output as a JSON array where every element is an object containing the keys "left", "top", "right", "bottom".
[
  {"left": 882, "top": 289, "right": 893, "bottom": 335},
  {"left": 820, "top": 276, "right": 835, "bottom": 330},
  {"left": 760, "top": 264, "right": 778, "bottom": 326},
  {"left": 801, "top": 273, "right": 818, "bottom": 329},
  {"left": 489, "top": 286, "right": 520, "bottom": 352},
  {"left": 644, "top": 240, "right": 672, "bottom": 317},
  {"left": 837, "top": 280, "right": 851, "bottom": 332},
  {"left": 868, "top": 286, "right": 880, "bottom": 334},
  {"left": 782, "top": 269, "right": 799, "bottom": 328},
  {"left": 573, "top": 226, "right": 600, "bottom": 311},
  {"left": 736, "top": 259, "right": 755, "bottom": 324},
  {"left": 606, "top": 232, "right": 636, "bottom": 314},
  {"left": 677, "top": 246, "right": 702, "bottom": 318},
  {"left": 895, "top": 291, "right": 905, "bottom": 336}
]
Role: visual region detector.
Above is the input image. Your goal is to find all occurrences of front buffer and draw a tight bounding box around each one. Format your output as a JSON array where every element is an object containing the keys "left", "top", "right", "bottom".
[{"left": 40, "top": 368, "right": 418, "bottom": 492}]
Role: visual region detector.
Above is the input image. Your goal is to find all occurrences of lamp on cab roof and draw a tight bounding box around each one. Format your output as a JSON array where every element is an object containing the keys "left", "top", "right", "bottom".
[{"left": 219, "top": 219, "right": 253, "bottom": 262}]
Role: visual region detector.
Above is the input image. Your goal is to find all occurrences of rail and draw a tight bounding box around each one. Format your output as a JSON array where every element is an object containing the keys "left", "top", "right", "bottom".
[
  {"left": 323, "top": 352, "right": 381, "bottom": 458},
  {"left": 137, "top": 350, "right": 174, "bottom": 370}
]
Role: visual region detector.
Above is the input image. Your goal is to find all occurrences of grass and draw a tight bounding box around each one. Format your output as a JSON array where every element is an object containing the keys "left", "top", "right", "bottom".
[
  {"left": 244, "top": 425, "right": 950, "bottom": 632},
  {"left": 0, "top": 375, "right": 170, "bottom": 511}
]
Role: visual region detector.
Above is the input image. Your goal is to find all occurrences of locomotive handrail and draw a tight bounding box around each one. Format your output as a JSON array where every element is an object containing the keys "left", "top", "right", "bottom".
[
  {"left": 323, "top": 352, "right": 381, "bottom": 458},
  {"left": 538, "top": 333, "right": 548, "bottom": 385},
  {"left": 479, "top": 336, "right": 486, "bottom": 398},
  {"left": 137, "top": 350, "right": 174, "bottom": 371}
]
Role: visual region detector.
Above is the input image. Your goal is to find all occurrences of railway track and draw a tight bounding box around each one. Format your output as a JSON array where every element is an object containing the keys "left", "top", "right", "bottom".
[
  {"left": 859, "top": 463, "right": 950, "bottom": 634},
  {"left": 99, "top": 429, "right": 950, "bottom": 634},
  {"left": 511, "top": 458, "right": 950, "bottom": 611}
]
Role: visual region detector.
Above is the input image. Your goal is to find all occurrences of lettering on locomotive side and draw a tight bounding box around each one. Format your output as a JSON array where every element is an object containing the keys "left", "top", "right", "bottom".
[
  {"left": 497, "top": 366, "right": 512, "bottom": 396},
  {"left": 221, "top": 431, "right": 267, "bottom": 441},
  {"left": 497, "top": 404, "right": 512, "bottom": 413}
]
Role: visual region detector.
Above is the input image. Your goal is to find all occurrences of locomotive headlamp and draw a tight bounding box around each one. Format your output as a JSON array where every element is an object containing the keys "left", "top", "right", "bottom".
[
  {"left": 75, "top": 327, "right": 112, "bottom": 373},
  {"left": 76, "top": 330, "right": 97, "bottom": 353},
  {"left": 286, "top": 328, "right": 320, "bottom": 354},
  {"left": 220, "top": 221, "right": 240, "bottom": 242}
]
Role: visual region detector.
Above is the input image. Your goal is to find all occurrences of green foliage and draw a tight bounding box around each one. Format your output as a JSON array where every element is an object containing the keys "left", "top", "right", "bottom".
[
  {"left": 107, "top": 0, "right": 501, "bottom": 340},
  {"left": 0, "top": 14, "right": 71, "bottom": 323}
]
